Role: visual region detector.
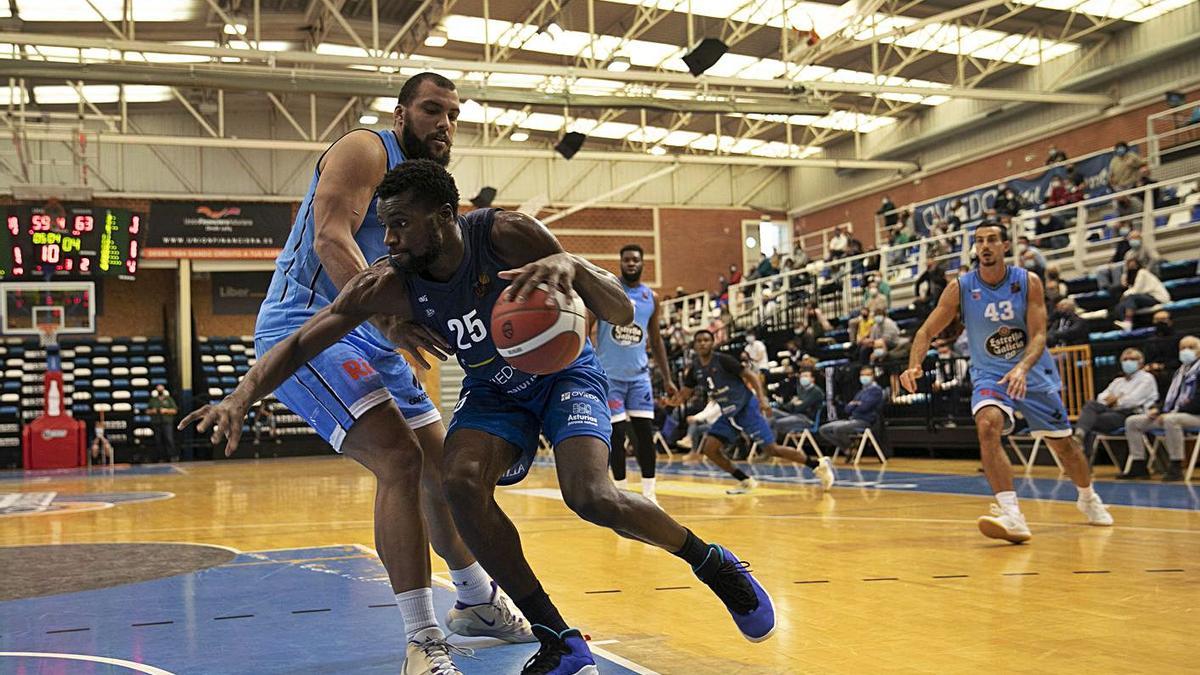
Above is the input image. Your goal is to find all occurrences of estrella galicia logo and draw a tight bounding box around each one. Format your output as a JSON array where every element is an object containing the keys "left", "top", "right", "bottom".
[
  {"left": 609, "top": 323, "right": 644, "bottom": 347},
  {"left": 985, "top": 326, "right": 1027, "bottom": 359}
]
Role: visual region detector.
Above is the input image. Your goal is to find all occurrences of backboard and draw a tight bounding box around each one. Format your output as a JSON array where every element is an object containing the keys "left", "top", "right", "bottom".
[{"left": 0, "top": 281, "right": 95, "bottom": 335}]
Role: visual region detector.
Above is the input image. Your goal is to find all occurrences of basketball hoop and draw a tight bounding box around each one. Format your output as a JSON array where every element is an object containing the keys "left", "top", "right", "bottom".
[{"left": 36, "top": 321, "right": 60, "bottom": 348}]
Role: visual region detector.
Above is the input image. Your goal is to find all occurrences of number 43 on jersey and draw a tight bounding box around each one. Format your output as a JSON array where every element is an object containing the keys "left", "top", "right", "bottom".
[{"left": 983, "top": 301, "right": 1015, "bottom": 322}]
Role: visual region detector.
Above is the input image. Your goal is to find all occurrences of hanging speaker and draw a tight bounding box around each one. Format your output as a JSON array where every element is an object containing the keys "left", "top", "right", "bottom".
[
  {"left": 555, "top": 132, "right": 587, "bottom": 160},
  {"left": 682, "top": 38, "right": 729, "bottom": 76},
  {"left": 470, "top": 187, "right": 497, "bottom": 208}
]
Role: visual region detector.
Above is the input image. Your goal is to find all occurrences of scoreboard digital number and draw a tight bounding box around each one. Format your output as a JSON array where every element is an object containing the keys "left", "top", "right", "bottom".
[{"left": 0, "top": 204, "right": 146, "bottom": 280}]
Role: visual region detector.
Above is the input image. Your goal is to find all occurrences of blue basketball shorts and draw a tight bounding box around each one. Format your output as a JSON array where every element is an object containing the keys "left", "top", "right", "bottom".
[
  {"left": 971, "top": 378, "right": 1071, "bottom": 438},
  {"left": 255, "top": 325, "right": 440, "bottom": 452},
  {"left": 606, "top": 375, "right": 655, "bottom": 422},
  {"left": 448, "top": 362, "right": 612, "bottom": 486},
  {"left": 707, "top": 396, "right": 775, "bottom": 446}
]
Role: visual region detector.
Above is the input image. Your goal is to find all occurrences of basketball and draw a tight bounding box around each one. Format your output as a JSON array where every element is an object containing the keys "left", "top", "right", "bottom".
[{"left": 492, "top": 284, "right": 586, "bottom": 374}]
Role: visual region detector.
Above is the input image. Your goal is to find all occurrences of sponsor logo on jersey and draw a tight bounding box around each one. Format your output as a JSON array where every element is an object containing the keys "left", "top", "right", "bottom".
[
  {"left": 566, "top": 400, "right": 599, "bottom": 426},
  {"left": 572, "top": 402, "right": 591, "bottom": 415},
  {"left": 609, "top": 323, "right": 644, "bottom": 347},
  {"left": 342, "top": 358, "right": 377, "bottom": 381},
  {"left": 985, "top": 326, "right": 1027, "bottom": 359},
  {"left": 425, "top": 308, "right": 436, "bottom": 317},
  {"left": 971, "top": 289, "right": 982, "bottom": 300},
  {"left": 1011, "top": 282, "right": 1022, "bottom": 294},
  {"left": 560, "top": 391, "right": 601, "bottom": 403}
]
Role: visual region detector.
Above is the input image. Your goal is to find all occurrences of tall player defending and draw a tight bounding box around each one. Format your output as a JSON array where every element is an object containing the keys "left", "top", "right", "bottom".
[
  {"left": 900, "top": 224, "right": 1113, "bottom": 543},
  {"left": 591, "top": 244, "right": 675, "bottom": 504},
  {"left": 672, "top": 330, "right": 834, "bottom": 495},
  {"left": 185, "top": 160, "right": 777, "bottom": 675},
  {"left": 242, "top": 73, "right": 528, "bottom": 673}
]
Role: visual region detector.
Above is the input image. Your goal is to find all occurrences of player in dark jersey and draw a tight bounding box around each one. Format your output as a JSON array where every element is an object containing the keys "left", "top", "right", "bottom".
[
  {"left": 901, "top": 223, "right": 1112, "bottom": 544},
  {"left": 183, "top": 160, "right": 776, "bottom": 675},
  {"left": 672, "top": 330, "right": 834, "bottom": 494},
  {"left": 589, "top": 244, "right": 675, "bottom": 504}
]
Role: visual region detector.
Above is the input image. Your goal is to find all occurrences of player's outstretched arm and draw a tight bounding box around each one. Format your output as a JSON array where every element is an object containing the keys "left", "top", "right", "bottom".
[
  {"left": 900, "top": 278, "right": 960, "bottom": 393},
  {"left": 492, "top": 211, "right": 635, "bottom": 325}
]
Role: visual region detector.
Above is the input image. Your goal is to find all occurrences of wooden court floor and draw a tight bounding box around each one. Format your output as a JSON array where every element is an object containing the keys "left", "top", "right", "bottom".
[{"left": 2, "top": 455, "right": 1197, "bottom": 674}]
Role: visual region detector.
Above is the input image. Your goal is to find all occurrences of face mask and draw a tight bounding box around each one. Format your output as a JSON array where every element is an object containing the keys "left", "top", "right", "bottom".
[
  {"left": 860, "top": 375, "right": 874, "bottom": 386},
  {"left": 1130, "top": 239, "right": 1142, "bottom": 249},
  {"left": 873, "top": 348, "right": 885, "bottom": 358},
  {"left": 1119, "top": 226, "right": 1130, "bottom": 236},
  {"left": 1180, "top": 349, "right": 1197, "bottom": 365},
  {"left": 1017, "top": 244, "right": 1027, "bottom": 253},
  {"left": 799, "top": 376, "right": 813, "bottom": 387},
  {"left": 1121, "top": 360, "right": 1141, "bottom": 375},
  {"left": 1023, "top": 259, "right": 1037, "bottom": 269},
  {"left": 938, "top": 351, "right": 951, "bottom": 360},
  {"left": 1116, "top": 147, "right": 1127, "bottom": 156},
  {"left": 1039, "top": 218, "right": 1050, "bottom": 225}
]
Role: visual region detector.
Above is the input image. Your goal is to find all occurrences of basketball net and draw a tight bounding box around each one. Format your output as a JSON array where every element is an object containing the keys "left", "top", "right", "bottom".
[{"left": 37, "top": 322, "right": 60, "bottom": 349}]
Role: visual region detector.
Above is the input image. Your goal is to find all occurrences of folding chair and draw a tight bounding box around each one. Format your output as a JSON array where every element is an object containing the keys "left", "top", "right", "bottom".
[
  {"left": 1093, "top": 427, "right": 1127, "bottom": 470},
  {"left": 1008, "top": 434, "right": 1064, "bottom": 473},
  {"left": 1142, "top": 427, "right": 1200, "bottom": 475},
  {"left": 851, "top": 425, "right": 888, "bottom": 465},
  {"left": 782, "top": 409, "right": 825, "bottom": 460},
  {"left": 653, "top": 430, "right": 675, "bottom": 458}
]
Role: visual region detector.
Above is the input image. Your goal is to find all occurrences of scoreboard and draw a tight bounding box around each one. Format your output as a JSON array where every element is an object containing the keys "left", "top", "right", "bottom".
[{"left": 0, "top": 204, "right": 146, "bottom": 280}]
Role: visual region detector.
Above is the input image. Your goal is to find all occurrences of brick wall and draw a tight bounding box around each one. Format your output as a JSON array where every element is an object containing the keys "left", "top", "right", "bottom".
[
  {"left": 795, "top": 88, "right": 1200, "bottom": 249},
  {"left": 97, "top": 270, "right": 173, "bottom": 337}
]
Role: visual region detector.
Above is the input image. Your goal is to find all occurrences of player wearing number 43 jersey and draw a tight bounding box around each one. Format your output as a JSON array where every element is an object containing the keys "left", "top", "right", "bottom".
[
  {"left": 590, "top": 243, "right": 674, "bottom": 505},
  {"left": 184, "top": 73, "right": 531, "bottom": 675},
  {"left": 901, "top": 223, "right": 1112, "bottom": 543}
]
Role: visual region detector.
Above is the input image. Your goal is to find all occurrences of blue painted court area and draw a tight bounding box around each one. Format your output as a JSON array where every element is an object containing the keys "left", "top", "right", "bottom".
[
  {"left": 644, "top": 461, "right": 1200, "bottom": 511},
  {"left": 0, "top": 545, "right": 645, "bottom": 674},
  {"left": 0, "top": 464, "right": 184, "bottom": 483}
]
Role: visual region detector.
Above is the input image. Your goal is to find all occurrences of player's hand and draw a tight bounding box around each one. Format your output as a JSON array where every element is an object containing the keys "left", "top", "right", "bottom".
[
  {"left": 664, "top": 380, "right": 679, "bottom": 398},
  {"left": 499, "top": 253, "right": 576, "bottom": 304},
  {"left": 899, "top": 365, "right": 923, "bottom": 393},
  {"left": 760, "top": 402, "right": 773, "bottom": 418},
  {"left": 178, "top": 397, "right": 251, "bottom": 457},
  {"left": 999, "top": 364, "right": 1029, "bottom": 400},
  {"left": 384, "top": 320, "right": 453, "bottom": 370}
]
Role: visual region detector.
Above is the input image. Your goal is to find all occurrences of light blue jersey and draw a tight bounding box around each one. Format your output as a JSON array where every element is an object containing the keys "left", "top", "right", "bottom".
[
  {"left": 595, "top": 282, "right": 655, "bottom": 382},
  {"left": 256, "top": 129, "right": 403, "bottom": 342},
  {"left": 959, "top": 265, "right": 1060, "bottom": 393}
]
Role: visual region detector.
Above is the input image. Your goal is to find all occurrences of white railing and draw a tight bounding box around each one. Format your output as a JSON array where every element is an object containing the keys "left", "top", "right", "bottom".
[
  {"left": 661, "top": 171, "right": 1200, "bottom": 335},
  {"left": 1147, "top": 99, "right": 1200, "bottom": 170}
]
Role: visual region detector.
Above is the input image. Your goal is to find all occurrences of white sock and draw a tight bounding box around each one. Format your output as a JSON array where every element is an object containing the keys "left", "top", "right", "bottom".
[
  {"left": 449, "top": 561, "right": 494, "bottom": 606},
  {"left": 395, "top": 587, "right": 439, "bottom": 642},
  {"left": 1077, "top": 484, "right": 1096, "bottom": 500},
  {"left": 641, "top": 477, "right": 656, "bottom": 495},
  {"left": 614, "top": 478, "right": 628, "bottom": 490},
  {"left": 995, "top": 491, "right": 1020, "bottom": 513}
]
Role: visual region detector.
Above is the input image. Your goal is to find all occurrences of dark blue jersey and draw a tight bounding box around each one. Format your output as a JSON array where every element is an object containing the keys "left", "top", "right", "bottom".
[
  {"left": 404, "top": 208, "right": 598, "bottom": 399},
  {"left": 684, "top": 353, "right": 751, "bottom": 414}
]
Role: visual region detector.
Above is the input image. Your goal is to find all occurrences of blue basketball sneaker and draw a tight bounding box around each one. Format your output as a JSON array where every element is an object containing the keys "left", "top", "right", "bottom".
[
  {"left": 693, "top": 544, "right": 776, "bottom": 642},
  {"left": 521, "top": 625, "right": 598, "bottom": 675}
]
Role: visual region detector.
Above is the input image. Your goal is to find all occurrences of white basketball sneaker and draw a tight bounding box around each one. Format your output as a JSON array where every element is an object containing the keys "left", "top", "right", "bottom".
[
  {"left": 1076, "top": 494, "right": 1114, "bottom": 526},
  {"left": 726, "top": 477, "right": 758, "bottom": 495},
  {"left": 814, "top": 457, "right": 835, "bottom": 491},
  {"left": 404, "top": 627, "right": 468, "bottom": 675},
  {"left": 643, "top": 487, "right": 659, "bottom": 505},
  {"left": 977, "top": 504, "right": 1032, "bottom": 543},
  {"left": 446, "top": 581, "right": 536, "bottom": 643}
]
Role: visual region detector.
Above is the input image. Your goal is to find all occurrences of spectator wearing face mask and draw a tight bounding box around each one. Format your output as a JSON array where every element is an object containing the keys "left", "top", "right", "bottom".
[
  {"left": 1145, "top": 310, "right": 1176, "bottom": 372},
  {"left": 878, "top": 195, "right": 897, "bottom": 228},
  {"left": 950, "top": 199, "right": 969, "bottom": 225},
  {"left": 1047, "top": 298, "right": 1088, "bottom": 347},
  {"left": 1108, "top": 141, "right": 1146, "bottom": 192},
  {"left": 828, "top": 225, "right": 850, "bottom": 259},
  {"left": 728, "top": 264, "right": 742, "bottom": 285},
  {"left": 820, "top": 367, "right": 884, "bottom": 457},
  {"left": 849, "top": 306, "right": 876, "bottom": 358},
  {"left": 864, "top": 311, "right": 900, "bottom": 364},
  {"left": 1119, "top": 336, "right": 1200, "bottom": 482},
  {"left": 993, "top": 183, "right": 1014, "bottom": 215},
  {"left": 1016, "top": 236, "right": 1046, "bottom": 279},
  {"left": 1046, "top": 145, "right": 1068, "bottom": 165},
  {"left": 1112, "top": 257, "right": 1170, "bottom": 332},
  {"left": 863, "top": 282, "right": 888, "bottom": 314},
  {"left": 795, "top": 305, "right": 832, "bottom": 356},
  {"left": 772, "top": 367, "right": 825, "bottom": 440},
  {"left": 1045, "top": 176, "right": 1071, "bottom": 208},
  {"left": 1035, "top": 213, "right": 1068, "bottom": 250},
  {"left": 744, "top": 331, "right": 770, "bottom": 374},
  {"left": 1075, "top": 348, "right": 1158, "bottom": 466},
  {"left": 932, "top": 341, "right": 969, "bottom": 428},
  {"left": 867, "top": 338, "right": 890, "bottom": 368},
  {"left": 1097, "top": 228, "right": 1153, "bottom": 289}
]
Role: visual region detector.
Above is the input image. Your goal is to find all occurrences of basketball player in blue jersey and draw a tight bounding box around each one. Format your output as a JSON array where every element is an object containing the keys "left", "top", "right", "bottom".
[
  {"left": 200, "top": 73, "right": 531, "bottom": 674},
  {"left": 590, "top": 244, "right": 674, "bottom": 504},
  {"left": 185, "top": 160, "right": 777, "bottom": 675},
  {"left": 901, "top": 223, "right": 1113, "bottom": 543},
  {"left": 671, "top": 330, "right": 835, "bottom": 494}
]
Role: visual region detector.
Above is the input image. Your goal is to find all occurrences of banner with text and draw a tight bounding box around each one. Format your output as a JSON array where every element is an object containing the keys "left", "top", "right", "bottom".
[
  {"left": 210, "top": 272, "right": 272, "bottom": 315},
  {"left": 146, "top": 201, "right": 293, "bottom": 258},
  {"left": 912, "top": 152, "right": 1114, "bottom": 233}
]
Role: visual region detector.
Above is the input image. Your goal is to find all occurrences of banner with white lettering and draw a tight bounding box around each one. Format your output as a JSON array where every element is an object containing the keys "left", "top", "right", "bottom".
[
  {"left": 211, "top": 272, "right": 272, "bottom": 315},
  {"left": 147, "top": 201, "right": 293, "bottom": 258}
]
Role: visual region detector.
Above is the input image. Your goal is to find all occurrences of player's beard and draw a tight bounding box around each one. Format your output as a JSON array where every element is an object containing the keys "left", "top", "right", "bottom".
[
  {"left": 391, "top": 228, "right": 445, "bottom": 275},
  {"left": 621, "top": 267, "right": 642, "bottom": 284},
  {"left": 401, "top": 124, "right": 451, "bottom": 166}
]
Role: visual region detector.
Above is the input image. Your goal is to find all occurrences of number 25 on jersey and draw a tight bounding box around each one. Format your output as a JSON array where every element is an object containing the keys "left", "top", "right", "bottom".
[
  {"left": 983, "top": 301, "right": 1015, "bottom": 322},
  {"left": 447, "top": 309, "right": 488, "bottom": 350}
]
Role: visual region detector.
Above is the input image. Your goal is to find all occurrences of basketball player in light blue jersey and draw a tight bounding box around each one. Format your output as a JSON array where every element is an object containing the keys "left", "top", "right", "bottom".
[
  {"left": 217, "top": 73, "right": 529, "bottom": 674},
  {"left": 590, "top": 244, "right": 674, "bottom": 504},
  {"left": 901, "top": 223, "right": 1113, "bottom": 543}
]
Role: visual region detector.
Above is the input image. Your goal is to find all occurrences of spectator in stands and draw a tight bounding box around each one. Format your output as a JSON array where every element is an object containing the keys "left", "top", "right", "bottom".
[
  {"left": 1035, "top": 213, "right": 1068, "bottom": 250},
  {"left": 993, "top": 183, "right": 1016, "bottom": 216},
  {"left": 950, "top": 199, "right": 968, "bottom": 225},
  {"left": 1137, "top": 165, "right": 1178, "bottom": 209},
  {"left": 1045, "top": 176, "right": 1070, "bottom": 208},
  {"left": 1108, "top": 141, "right": 1146, "bottom": 192},
  {"left": 828, "top": 225, "right": 850, "bottom": 259},
  {"left": 147, "top": 384, "right": 179, "bottom": 462},
  {"left": 885, "top": 228, "right": 910, "bottom": 265},
  {"left": 708, "top": 309, "right": 730, "bottom": 344},
  {"left": 729, "top": 264, "right": 742, "bottom": 286},
  {"left": 772, "top": 367, "right": 825, "bottom": 441},
  {"left": 1065, "top": 162, "right": 1085, "bottom": 188},
  {"left": 1119, "top": 335, "right": 1200, "bottom": 482},
  {"left": 820, "top": 366, "right": 883, "bottom": 457},
  {"left": 1097, "top": 228, "right": 1153, "bottom": 289},
  {"left": 90, "top": 411, "right": 114, "bottom": 465},
  {"left": 783, "top": 338, "right": 802, "bottom": 365},
  {"left": 867, "top": 338, "right": 889, "bottom": 368},
  {"left": 754, "top": 254, "right": 780, "bottom": 279},
  {"left": 678, "top": 396, "right": 721, "bottom": 452},
  {"left": 673, "top": 285, "right": 687, "bottom": 299},
  {"left": 1075, "top": 348, "right": 1158, "bottom": 465},
  {"left": 864, "top": 309, "right": 901, "bottom": 363},
  {"left": 1109, "top": 196, "right": 1140, "bottom": 231},
  {"left": 744, "top": 331, "right": 769, "bottom": 375},
  {"left": 878, "top": 196, "right": 898, "bottom": 228},
  {"left": 982, "top": 208, "right": 1000, "bottom": 226},
  {"left": 849, "top": 307, "right": 875, "bottom": 358},
  {"left": 715, "top": 273, "right": 729, "bottom": 307},
  {"left": 1047, "top": 298, "right": 1088, "bottom": 347},
  {"left": 1044, "top": 266, "right": 1068, "bottom": 307},
  {"left": 932, "top": 340, "right": 969, "bottom": 428},
  {"left": 866, "top": 273, "right": 891, "bottom": 304},
  {"left": 795, "top": 304, "right": 832, "bottom": 356},
  {"left": 1145, "top": 310, "right": 1177, "bottom": 373},
  {"left": 1112, "top": 257, "right": 1170, "bottom": 331},
  {"left": 863, "top": 282, "right": 888, "bottom": 314},
  {"left": 1046, "top": 145, "right": 1068, "bottom": 165},
  {"left": 1017, "top": 236, "right": 1046, "bottom": 278},
  {"left": 914, "top": 260, "right": 947, "bottom": 313}
]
